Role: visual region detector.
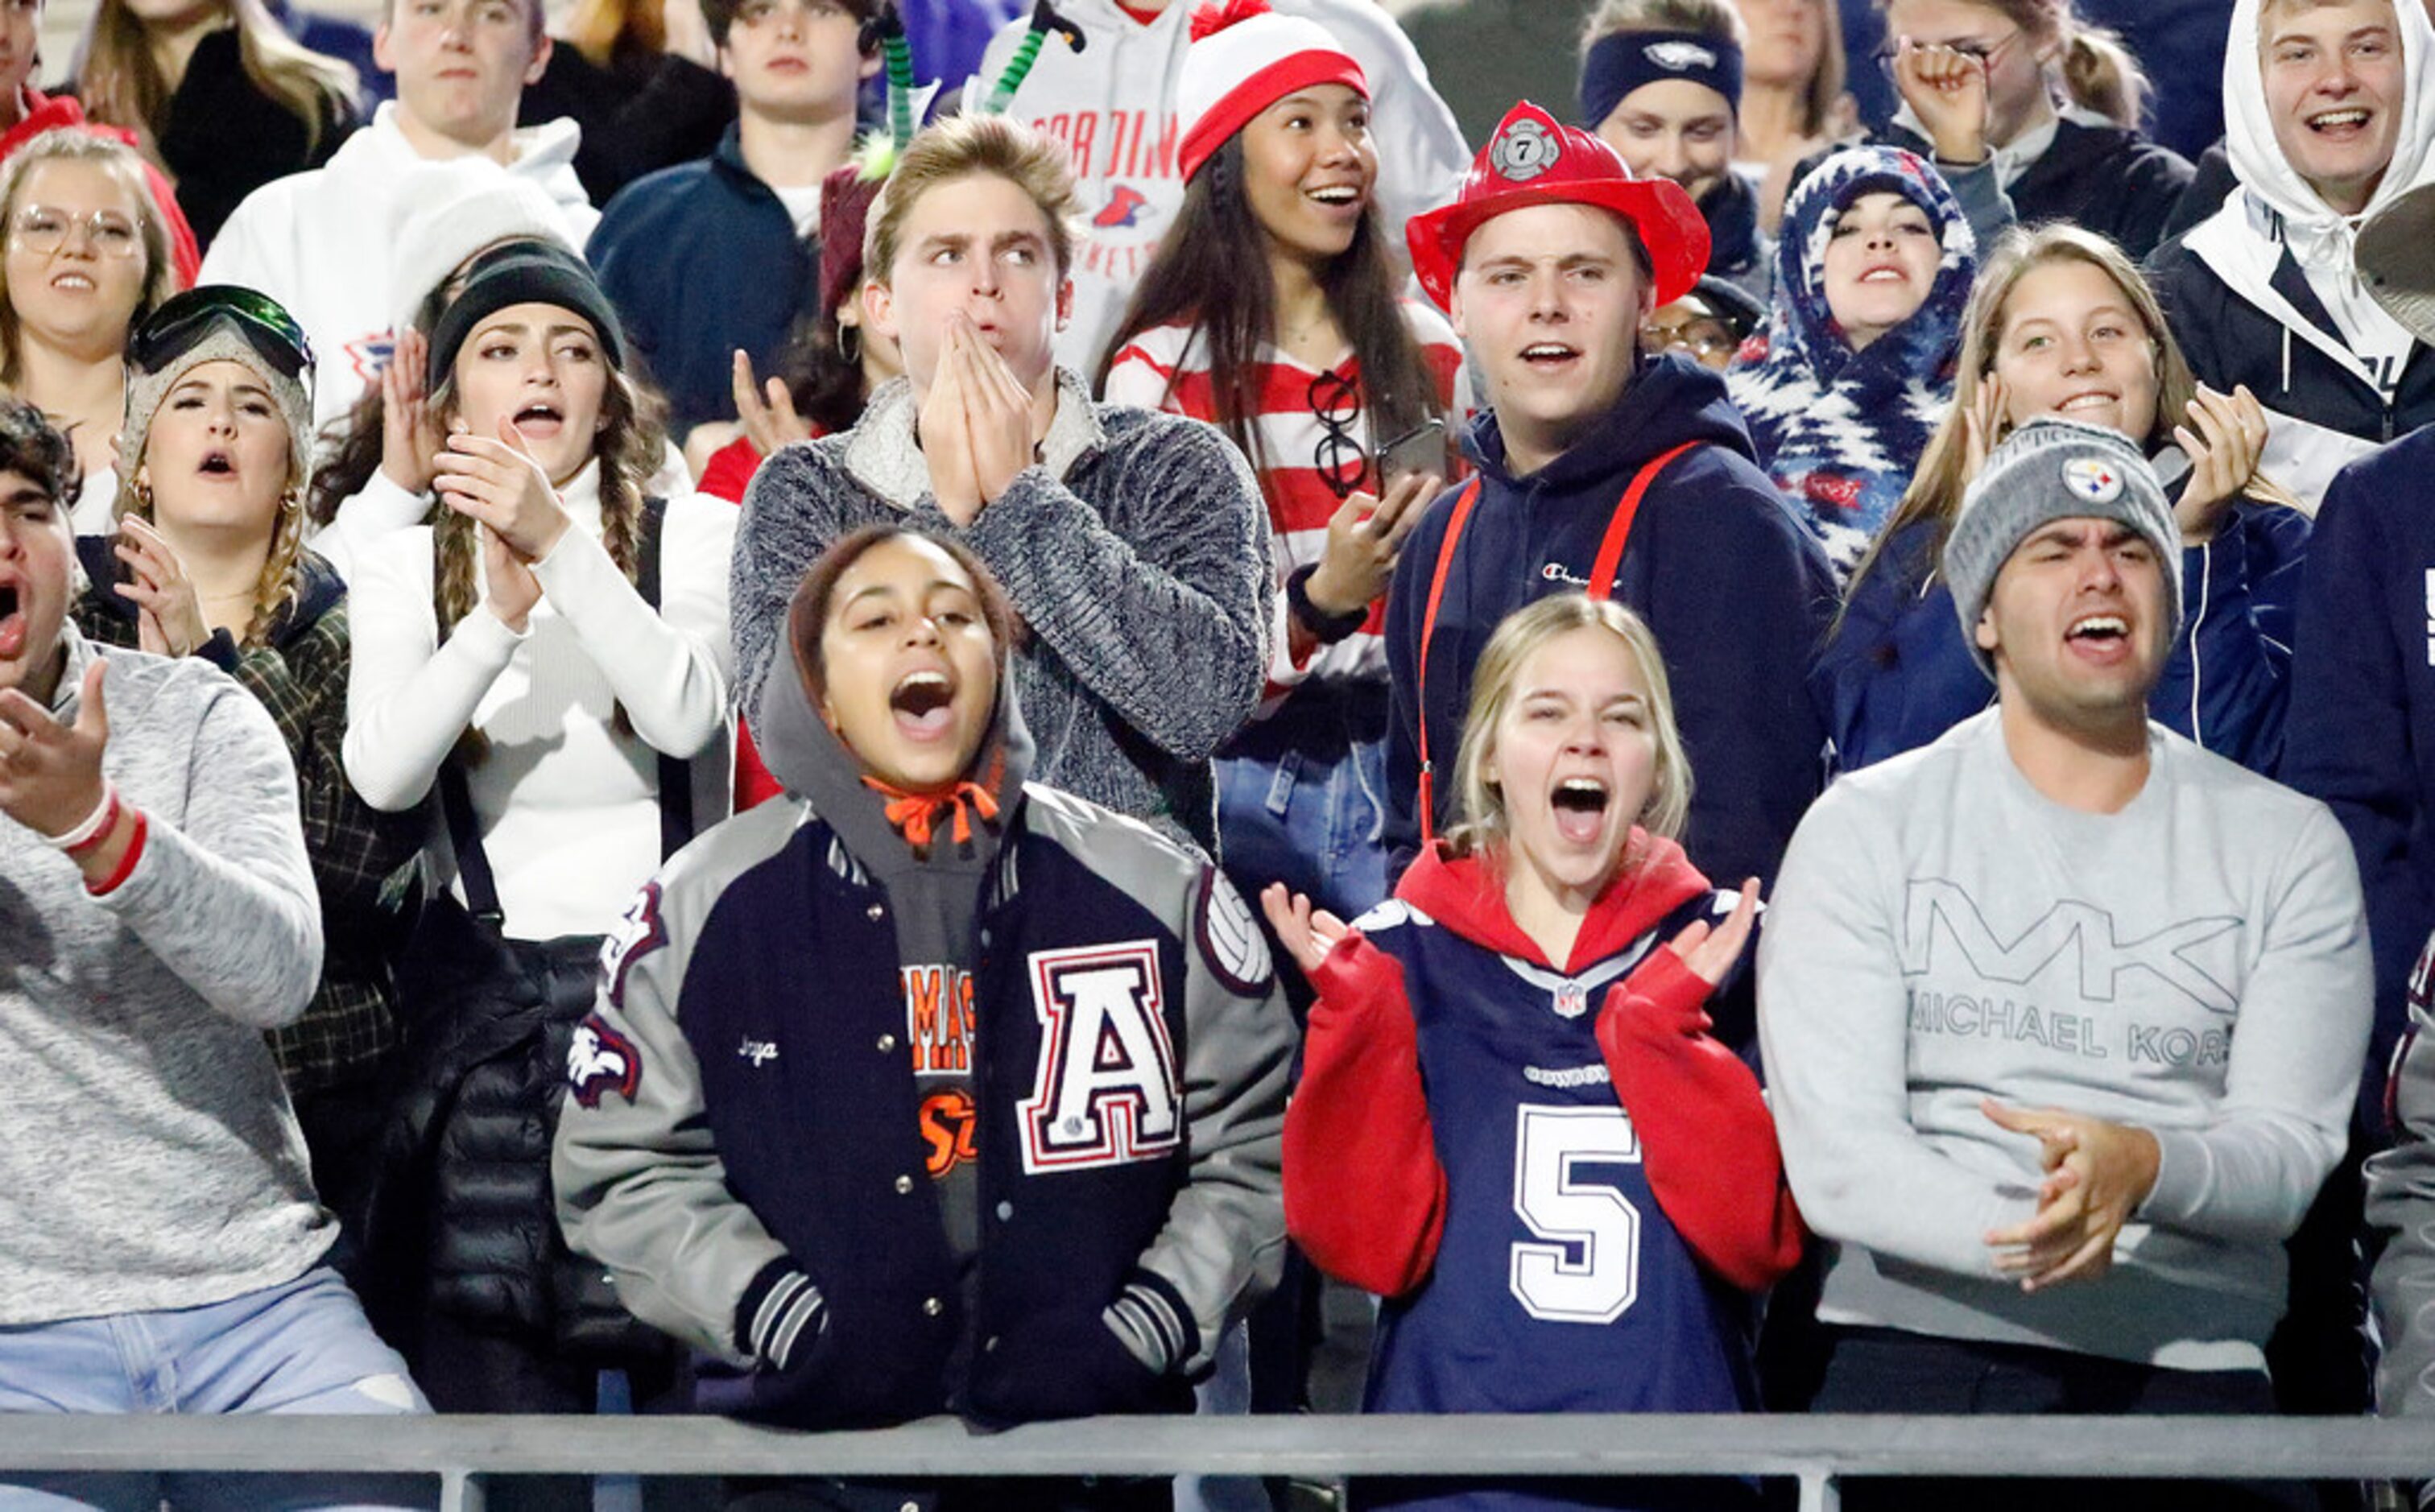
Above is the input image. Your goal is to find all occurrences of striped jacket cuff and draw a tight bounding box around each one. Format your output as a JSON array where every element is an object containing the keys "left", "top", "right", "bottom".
[
  {"left": 736, "top": 1257, "right": 828, "bottom": 1372},
  {"left": 1102, "top": 1269, "right": 1197, "bottom": 1376}
]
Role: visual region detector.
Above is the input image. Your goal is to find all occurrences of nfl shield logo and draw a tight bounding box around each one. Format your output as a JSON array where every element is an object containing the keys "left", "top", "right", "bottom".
[{"left": 1552, "top": 981, "right": 1589, "bottom": 1019}]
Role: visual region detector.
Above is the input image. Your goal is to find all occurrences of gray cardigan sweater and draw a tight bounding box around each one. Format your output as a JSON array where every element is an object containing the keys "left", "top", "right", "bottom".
[
  {"left": 731, "top": 368, "right": 1271, "bottom": 855},
  {"left": 1, "top": 627, "right": 330, "bottom": 1324}
]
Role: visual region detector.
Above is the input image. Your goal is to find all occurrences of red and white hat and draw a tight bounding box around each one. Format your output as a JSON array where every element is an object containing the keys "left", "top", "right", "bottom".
[
  {"left": 1177, "top": 0, "right": 1368, "bottom": 183},
  {"left": 1406, "top": 101, "right": 1709, "bottom": 313}
]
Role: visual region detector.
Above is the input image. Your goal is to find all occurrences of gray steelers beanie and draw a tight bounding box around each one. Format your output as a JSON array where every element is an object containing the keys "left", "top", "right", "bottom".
[{"left": 1941, "top": 415, "right": 2181, "bottom": 680}]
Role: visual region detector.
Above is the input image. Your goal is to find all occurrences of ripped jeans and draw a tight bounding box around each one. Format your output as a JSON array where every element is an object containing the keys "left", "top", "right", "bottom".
[{"left": 0, "top": 1266, "right": 435, "bottom": 1511}]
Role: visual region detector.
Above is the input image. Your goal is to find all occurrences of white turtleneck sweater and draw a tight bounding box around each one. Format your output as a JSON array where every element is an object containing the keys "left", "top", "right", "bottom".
[{"left": 343, "top": 461, "right": 736, "bottom": 940}]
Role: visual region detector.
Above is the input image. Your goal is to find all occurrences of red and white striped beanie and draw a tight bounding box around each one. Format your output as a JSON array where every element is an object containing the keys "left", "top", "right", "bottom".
[{"left": 1176, "top": 0, "right": 1368, "bottom": 183}]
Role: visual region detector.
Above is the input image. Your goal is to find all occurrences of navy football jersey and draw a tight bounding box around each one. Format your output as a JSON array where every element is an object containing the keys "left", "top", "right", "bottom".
[{"left": 1351, "top": 891, "right": 1762, "bottom": 1512}]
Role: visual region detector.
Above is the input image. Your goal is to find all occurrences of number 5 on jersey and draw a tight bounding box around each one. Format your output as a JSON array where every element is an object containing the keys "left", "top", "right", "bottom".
[{"left": 1509, "top": 1104, "right": 1643, "bottom": 1324}]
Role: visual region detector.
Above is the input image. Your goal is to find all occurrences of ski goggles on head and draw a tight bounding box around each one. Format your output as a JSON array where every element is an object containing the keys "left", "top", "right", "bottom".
[{"left": 128, "top": 285, "right": 315, "bottom": 383}]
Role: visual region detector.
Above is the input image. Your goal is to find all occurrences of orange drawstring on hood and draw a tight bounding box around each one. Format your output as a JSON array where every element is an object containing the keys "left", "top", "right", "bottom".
[{"left": 860, "top": 750, "right": 1008, "bottom": 859}]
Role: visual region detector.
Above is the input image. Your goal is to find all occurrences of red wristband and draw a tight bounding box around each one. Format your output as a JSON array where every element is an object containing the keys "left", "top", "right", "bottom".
[{"left": 85, "top": 808, "right": 147, "bottom": 896}]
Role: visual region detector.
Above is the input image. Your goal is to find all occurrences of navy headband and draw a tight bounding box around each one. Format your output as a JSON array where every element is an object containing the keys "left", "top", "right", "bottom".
[{"left": 1578, "top": 30, "right": 1745, "bottom": 135}]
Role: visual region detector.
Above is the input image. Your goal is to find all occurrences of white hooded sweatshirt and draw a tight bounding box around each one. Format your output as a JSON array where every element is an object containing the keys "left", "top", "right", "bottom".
[
  {"left": 2189, "top": 0, "right": 2435, "bottom": 504},
  {"left": 202, "top": 104, "right": 601, "bottom": 438},
  {"left": 974, "top": 0, "right": 1470, "bottom": 375}
]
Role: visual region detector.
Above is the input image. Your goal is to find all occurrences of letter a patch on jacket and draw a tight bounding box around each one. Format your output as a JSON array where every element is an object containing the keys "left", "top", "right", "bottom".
[{"left": 1018, "top": 940, "right": 1182, "bottom": 1175}]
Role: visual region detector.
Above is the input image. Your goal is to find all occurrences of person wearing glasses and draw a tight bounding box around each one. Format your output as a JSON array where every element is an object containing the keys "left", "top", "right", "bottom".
[
  {"left": 69, "top": 284, "right": 425, "bottom": 1287},
  {"left": 1100, "top": 0, "right": 1464, "bottom": 926},
  {"left": 1643, "top": 272, "right": 1765, "bottom": 371},
  {"left": 1848, "top": 0, "right": 2188, "bottom": 261},
  {"left": 0, "top": 130, "right": 179, "bottom": 535},
  {"left": 1726, "top": 143, "right": 1978, "bottom": 580},
  {"left": 0, "top": 391, "right": 436, "bottom": 1509},
  {"left": 2151, "top": 0, "right": 2435, "bottom": 512}
]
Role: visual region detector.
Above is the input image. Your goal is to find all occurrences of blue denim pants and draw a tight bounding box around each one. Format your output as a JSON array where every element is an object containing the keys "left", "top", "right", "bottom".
[
  {"left": 0, "top": 1266, "right": 436, "bottom": 1511},
  {"left": 1213, "top": 734, "right": 1390, "bottom": 926}
]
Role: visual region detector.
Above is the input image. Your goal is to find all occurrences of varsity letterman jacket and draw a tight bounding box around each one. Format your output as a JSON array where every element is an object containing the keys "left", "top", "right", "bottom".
[{"left": 552, "top": 658, "right": 1295, "bottom": 1428}]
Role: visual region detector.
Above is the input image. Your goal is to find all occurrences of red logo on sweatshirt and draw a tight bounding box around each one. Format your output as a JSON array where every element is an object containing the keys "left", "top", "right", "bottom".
[{"left": 1094, "top": 184, "right": 1152, "bottom": 228}]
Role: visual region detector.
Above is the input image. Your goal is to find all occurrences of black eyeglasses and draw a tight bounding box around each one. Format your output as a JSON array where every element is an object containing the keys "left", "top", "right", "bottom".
[
  {"left": 1308, "top": 366, "right": 1366, "bottom": 502},
  {"left": 130, "top": 284, "right": 314, "bottom": 382}
]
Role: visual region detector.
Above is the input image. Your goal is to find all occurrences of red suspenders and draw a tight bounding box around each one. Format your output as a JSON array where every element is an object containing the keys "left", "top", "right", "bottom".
[{"left": 1412, "top": 440, "right": 1702, "bottom": 842}]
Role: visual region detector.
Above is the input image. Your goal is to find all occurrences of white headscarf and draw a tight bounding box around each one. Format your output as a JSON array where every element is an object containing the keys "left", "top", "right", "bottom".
[{"left": 2218, "top": 0, "right": 2435, "bottom": 382}]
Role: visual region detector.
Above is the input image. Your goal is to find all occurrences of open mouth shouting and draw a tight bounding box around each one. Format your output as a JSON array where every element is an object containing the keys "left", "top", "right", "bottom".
[
  {"left": 511, "top": 399, "right": 565, "bottom": 441},
  {"left": 0, "top": 577, "right": 27, "bottom": 662},
  {"left": 2064, "top": 610, "right": 2136, "bottom": 665},
  {"left": 196, "top": 447, "right": 237, "bottom": 480},
  {"left": 1548, "top": 775, "right": 1612, "bottom": 847},
  {"left": 1518, "top": 341, "right": 1582, "bottom": 375},
  {"left": 889, "top": 667, "right": 959, "bottom": 742}
]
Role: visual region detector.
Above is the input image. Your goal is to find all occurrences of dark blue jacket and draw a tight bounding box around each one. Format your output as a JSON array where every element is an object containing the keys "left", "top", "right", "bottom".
[
  {"left": 1383, "top": 355, "right": 1835, "bottom": 896},
  {"left": 1820, "top": 494, "right": 2310, "bottom": 775},
  {"left": 588, "top": 124, "right": 816, "bottom": 438},
  {"left": 2285, "top": 431, "right": 2435, "bottom": 1133}
]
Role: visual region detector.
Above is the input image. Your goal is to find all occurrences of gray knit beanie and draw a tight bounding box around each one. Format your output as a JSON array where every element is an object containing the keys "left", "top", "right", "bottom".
[
  {"left": 1942, "top": 416, "right": 2181, "bottom": 680},
  {"left": 120, "top": 325, "right": 314, "bottom": 507}
]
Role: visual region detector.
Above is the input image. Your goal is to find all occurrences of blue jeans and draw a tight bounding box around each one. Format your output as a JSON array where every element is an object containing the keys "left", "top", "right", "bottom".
[
  {"left": 0, "top": 1266, "right": 436, "bottom": 1511},
  {"left": 1214, "top": 735, "right": 1389, "bottom": 925}
]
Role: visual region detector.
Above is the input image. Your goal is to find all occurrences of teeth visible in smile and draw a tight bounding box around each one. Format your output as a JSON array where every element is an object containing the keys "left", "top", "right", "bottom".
[
  {"left": 1860, "top": 267, "right": 1906, "bottom": 283},
  {"left": 2311, "top": 109, "right": 2371, "bottom": 127},
  {"left": 54, "top": 275, "right": 91, "bottom": 290},
  {"left": 2061, "top": 393, "right": 2115, "bottom": 410},
  {"left": 1522, "top": 344, "right": 1575, "bottom": 359},
  {"left": 1306, "top": 186, "right": 1359, "bottom": 204},
  {"left": 2069, "top": 614, "right": 2127, "bottom": 638}
]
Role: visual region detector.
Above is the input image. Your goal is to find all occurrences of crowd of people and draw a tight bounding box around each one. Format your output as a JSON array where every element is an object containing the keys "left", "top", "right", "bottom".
[{"left": 10, "top": 0, "right": 2435, "bottom": 1509}]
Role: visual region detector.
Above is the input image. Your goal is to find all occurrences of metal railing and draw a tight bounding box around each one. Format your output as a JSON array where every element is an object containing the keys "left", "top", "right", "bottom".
[{"left": 0, "top": 1413, "right": 2429, "bottom": 1512}]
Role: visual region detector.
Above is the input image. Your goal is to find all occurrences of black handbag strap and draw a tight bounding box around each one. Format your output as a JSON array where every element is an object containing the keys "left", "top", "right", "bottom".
[
  {"left": 636, "top": 496, "right": 696, "bottom": 860},
  {"left": 442, "top": 496, "right": 698, "bottom": 918}
]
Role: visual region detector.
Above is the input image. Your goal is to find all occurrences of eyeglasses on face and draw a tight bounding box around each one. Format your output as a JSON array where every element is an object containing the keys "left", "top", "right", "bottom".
[
  {"left": 1643, "top": 319, "right": 1738, "bottom": 360},
  {"left": 10, "top": 205, "right": 143, "bottom": 259}
]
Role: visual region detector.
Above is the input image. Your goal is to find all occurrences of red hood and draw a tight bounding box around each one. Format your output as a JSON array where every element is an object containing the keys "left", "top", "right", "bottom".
[
  {"left": 2, "top": 92, "right": 201, "bottom": 289},
  {"left": 1395, "top": 832, "right": 1709, "bottom": 976}
]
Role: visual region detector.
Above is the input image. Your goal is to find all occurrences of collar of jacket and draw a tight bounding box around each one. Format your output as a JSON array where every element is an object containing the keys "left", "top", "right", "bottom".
[
  {"left": 1395, "top": 832, "right": 1710, "bottom": 976},
  {"left": 843, "top": 366, "right": 1107, "bottom": 509},
  {"left": 1461, "top": 350, "right": 1757, "bottom": 492},
  {"left": 709, "top": 122, "right": 778, "bottom": 203}
]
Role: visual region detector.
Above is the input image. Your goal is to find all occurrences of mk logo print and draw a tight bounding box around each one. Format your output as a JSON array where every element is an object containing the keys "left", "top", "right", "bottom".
[
  {"left": 1018, "top": 940, "right": 1181, "bottom": 1175},
  {"left": 1901, "top": 879, "right": 2242, "bottom": 1014}
]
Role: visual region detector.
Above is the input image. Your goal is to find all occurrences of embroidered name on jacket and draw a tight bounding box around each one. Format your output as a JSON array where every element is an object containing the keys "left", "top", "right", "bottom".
[{"left": 1018, "top": 940, "right": 1182, "bottom": 1175}]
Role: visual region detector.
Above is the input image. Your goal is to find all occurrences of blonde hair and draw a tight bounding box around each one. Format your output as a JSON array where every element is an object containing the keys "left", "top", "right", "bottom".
[
  {"left": 1846, "top": 224, "right": 2293, "bottom": 606},
  {"left": 1447, "top": 595, "right": 1692, "bottom": 861},
  {"left": 74, "top": 0, "right": 359, "bottom": 158},
  {"left": 0, "top": 131, "right": 178, "bottom": 389},
  {"left": 1583, "top": 0, "right": 1747, "bottom": 52},
  {"left": 865, "top": 114, "right": 1086, "bottom": 285},
  {"left": 1879, "top": 0, "right": 2148, "bottom": 130}
]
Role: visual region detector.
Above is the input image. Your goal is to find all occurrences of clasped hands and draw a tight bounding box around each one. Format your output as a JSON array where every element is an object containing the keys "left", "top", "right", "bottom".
[
  {"left": 1981, "top": 1099, "right": 2161, "bottom": 1292},
  {"left": 918, "top": 312, "right": 1044, "bottom": 527},
  {"left": 433, "top": 419, "right": 571, "bottom": 634}
]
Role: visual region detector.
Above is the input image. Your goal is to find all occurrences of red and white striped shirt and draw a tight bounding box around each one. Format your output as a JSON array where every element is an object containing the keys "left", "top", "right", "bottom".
[{"left": 1104, "top": 301, "right": 1467, "bottom": 714}]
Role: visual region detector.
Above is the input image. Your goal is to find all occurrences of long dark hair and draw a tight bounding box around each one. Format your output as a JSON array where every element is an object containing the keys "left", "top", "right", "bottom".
[{"left": 1094, "top": 134, "right": 1438, "bottom": 478}]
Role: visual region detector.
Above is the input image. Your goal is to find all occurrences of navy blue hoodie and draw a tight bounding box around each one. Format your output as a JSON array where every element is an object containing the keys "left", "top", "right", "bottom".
[
  {"left": 1383, "top": 354, "right": 1834, "bottom": 899},
  {"left": 2284, "top": 430, "right": 2435, "bottom": 1132}
]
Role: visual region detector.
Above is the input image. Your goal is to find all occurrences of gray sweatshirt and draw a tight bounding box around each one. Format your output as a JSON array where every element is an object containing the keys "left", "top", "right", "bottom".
[
  {"left": 0, "top": 627, "right": 330, "bottom": 1324},
  {"left": 730, "top": 368, "right": 1272, "bottom": 857},
  {"left": 1759, "top": 709, "right": 2369, "bottom": 1370}
]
